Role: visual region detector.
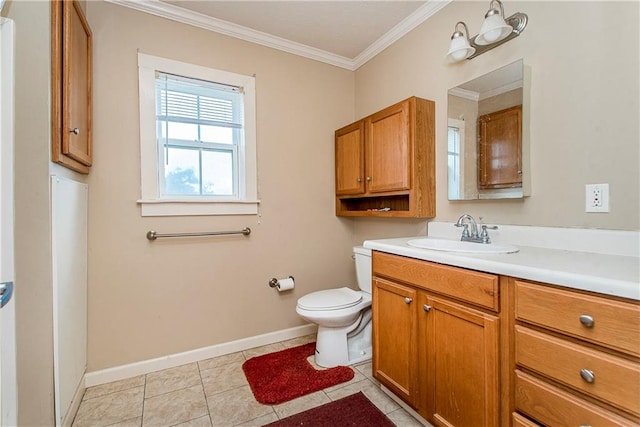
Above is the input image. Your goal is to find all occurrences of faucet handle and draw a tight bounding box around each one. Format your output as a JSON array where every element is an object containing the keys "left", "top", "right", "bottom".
[
  {"left": 480, "top": 224, "right": 498, "bottom": 243},
  {"left": 454, "top": 223, "right": 470, "bottom": 238}
]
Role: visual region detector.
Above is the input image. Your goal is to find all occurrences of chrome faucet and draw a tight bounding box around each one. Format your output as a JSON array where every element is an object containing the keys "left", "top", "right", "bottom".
[{"left": 455, "top": 214, "right": 498, "bottom": 244}]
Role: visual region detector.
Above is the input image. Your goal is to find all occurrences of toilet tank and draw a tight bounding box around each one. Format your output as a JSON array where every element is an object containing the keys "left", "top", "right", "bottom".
[{"left": 353, "top": 246, "right": 372, "bottom": 294}]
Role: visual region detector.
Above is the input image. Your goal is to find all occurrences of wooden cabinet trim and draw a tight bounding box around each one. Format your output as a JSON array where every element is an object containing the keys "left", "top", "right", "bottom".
[{"left": 373, "top": 251, "right": 499, "bottom": 311}]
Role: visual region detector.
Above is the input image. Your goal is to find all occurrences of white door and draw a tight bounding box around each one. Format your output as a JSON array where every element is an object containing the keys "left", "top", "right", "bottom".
[{"left": 0, "top": 16, "right": 17, "bottom": 427}]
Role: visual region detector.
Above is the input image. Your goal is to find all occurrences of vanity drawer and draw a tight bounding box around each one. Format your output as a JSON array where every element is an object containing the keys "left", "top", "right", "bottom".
[
  {"left": 511, "top": 412, "right": 539, "bottom": 427},
  {"left": 515, "top": 370, "right": 639, "bottom": 426},
  {"left": 372, "top": 252, "right": 499, "bottom": 311},
  {"left": 516, "top": 326, "right": 640, "bottom": 415},
  {"left": 515, "top": 280, "right": 640, "bottom": 356}
]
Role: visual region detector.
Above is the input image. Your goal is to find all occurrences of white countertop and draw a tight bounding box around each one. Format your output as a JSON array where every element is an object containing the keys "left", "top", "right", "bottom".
[{"left": 363, "top": 225, "right": 640, "bottom": 301}]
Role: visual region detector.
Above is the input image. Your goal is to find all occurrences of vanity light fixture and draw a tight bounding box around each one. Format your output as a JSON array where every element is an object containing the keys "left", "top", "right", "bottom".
[{"left": 446, "top": 0, "right": 528, "bottom": 63}]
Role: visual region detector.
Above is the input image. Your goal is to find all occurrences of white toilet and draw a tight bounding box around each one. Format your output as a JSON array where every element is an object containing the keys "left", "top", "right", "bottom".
[{"left": 296, "top": 246, "right": 372, "bottom": 368}]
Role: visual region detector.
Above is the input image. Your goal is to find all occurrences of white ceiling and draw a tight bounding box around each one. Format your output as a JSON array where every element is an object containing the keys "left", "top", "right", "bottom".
[{"left": 107, "top": 0, "right": 451, "bottom": 70}]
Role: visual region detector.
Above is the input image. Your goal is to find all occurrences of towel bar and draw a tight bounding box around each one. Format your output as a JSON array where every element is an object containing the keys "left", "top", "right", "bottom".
[{"left": 146, "top": 227, "right": 251, "bottom": 241}]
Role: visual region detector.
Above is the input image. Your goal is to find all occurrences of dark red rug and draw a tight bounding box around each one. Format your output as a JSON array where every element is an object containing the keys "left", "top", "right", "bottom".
[
  {"left": 263, "top": 391, "right": 395, "bottom": 426},
  {"left": 242, "top": 342, "right": 354, "bottom": 405}
]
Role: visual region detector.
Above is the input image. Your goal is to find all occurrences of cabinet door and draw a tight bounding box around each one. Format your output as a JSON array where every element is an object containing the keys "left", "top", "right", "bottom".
[
  {"left": 373, "top": 277, "right": 417, "bottom": 406},
  {"left": 366, "top": 100, "right": 411, "bottom": 193},
  {"left": 335, "top": 121, "right": 365, "bottom": 195},
  {"left": 420, "top": 294, "right": 500, "bottom": 426},
  {"left": 478, "top": 105, "right": 521, "bottom": 189},
  {"left": 63, "top": 0, "right": 92, "bottom": 166}
]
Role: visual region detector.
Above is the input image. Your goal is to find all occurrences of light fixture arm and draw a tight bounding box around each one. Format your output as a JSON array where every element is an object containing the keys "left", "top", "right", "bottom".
[
  {"left": 446, "top": 0, "right": 528, "bottom": 63},
  {"left": 467, "top": 11, "right": 528, "bottom": 59},
  {"left": 451, "top": 21, "right": 471, "bottom": 40}
]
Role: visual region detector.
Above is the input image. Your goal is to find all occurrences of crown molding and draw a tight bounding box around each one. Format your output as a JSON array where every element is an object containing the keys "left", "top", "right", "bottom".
[
  {"left": 449, "top": 87, "right": 480, "bottom": 101},
  {"left": 353, "top": 0, "right": 452, "bottom": 70},
  {"left": 105, "top": 0, "right": 450, "bottom": 71}
]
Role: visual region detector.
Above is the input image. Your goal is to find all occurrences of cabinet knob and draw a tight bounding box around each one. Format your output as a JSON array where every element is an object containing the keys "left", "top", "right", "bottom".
[
  {"left": 356, "top": 177, "right": 362, "bottom": 183},
  {"left": 404, "top": 297, "right": 412, "bottom": 304},
  {"left": 580, "top": 368, "right": 595, "bottom": 384},
  {"left": 579, "top": 314, "right": 594, "bottom": 328},
  {"left": 70, "top": 128, "right": 80, "bottom": 135},
  {"left": 366, "top": 176, "right": 371, "bottom": 182},
  {"left": 423, "top": 304, "right": 431, "bottom": 312}
]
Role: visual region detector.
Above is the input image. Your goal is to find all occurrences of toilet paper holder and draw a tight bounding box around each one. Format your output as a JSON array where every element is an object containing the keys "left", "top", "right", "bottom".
[{"left": 269, "top": 276, "right": 294, "bottom": 288}]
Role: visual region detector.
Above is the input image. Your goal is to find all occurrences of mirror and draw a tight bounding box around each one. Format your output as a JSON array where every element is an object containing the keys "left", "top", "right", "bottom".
[{"left": 447, "top": 59, "right": 529, "bottom": 200}]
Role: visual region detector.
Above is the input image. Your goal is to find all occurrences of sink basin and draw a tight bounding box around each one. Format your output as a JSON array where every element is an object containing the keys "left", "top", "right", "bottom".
[{"left": 407, "top": 238, "right": 519, "bottom": 254}]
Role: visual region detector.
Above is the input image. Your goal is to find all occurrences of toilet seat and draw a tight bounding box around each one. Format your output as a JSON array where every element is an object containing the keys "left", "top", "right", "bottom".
[{"left": 297, "top": 287, "right": 362, "bottom": 311}]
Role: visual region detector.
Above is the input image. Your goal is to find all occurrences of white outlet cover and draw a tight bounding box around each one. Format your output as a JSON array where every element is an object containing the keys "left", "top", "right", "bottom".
[{"left": 585, "top": 183, "right": 610, "bottom": 213}]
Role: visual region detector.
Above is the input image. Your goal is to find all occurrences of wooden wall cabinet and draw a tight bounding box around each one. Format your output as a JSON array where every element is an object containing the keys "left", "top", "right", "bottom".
[
  {"left": 52, "top": 0, "right": 92, "bottom": 174},
  {"left": 512, "top": 280, "right": 640, "bottom": 426},
  {"left": 335, "top": 96, "right": 435, "bottom": 217},
  {"left": 372, "top": 251, "right": 502, "bottom": 425},
  {"left": 478, "top": 105, "right": 522, "bottom": 190}
]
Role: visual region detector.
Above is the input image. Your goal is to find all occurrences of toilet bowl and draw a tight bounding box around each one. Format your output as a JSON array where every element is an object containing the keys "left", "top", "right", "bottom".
[{"left": 296, "top": 246, "right": 372, "bottom": 368}]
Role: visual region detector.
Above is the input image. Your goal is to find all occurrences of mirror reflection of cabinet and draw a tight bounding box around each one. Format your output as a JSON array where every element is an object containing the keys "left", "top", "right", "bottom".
[
  {"left": 478, "top": 105, "right": 522, "bottom": 189},
  {"left": 447, "top": 59, "right": 529, "bottom": 200}
]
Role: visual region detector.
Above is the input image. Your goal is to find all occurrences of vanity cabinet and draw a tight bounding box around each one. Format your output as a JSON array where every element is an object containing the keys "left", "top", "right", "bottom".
[
  {"left": 513, "top": 279, "right": 640, "bottom": 426},
  {"left": 372, "top": 278, "right": 418, "bottom": 404},
  {"left": 372, "top": 251, "right": 502, "bottom": 425},
  {"left": 52, "top": 0, "right": 93, "bottom": 174},
  {"left": 335, "top": 97, "right": 435, "bottom": 217}
]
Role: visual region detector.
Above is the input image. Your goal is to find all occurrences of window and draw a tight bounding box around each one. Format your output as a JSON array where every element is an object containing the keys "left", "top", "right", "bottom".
[
  {"left": 447, "top": 119, "right": 465, "bottom": 200},
  {"left": 137, "top": 53, "right": 258, "bottom": 216}
]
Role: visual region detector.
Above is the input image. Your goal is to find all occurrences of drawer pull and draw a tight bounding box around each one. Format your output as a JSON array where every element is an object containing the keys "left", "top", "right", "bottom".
[
  {"left": 423, "top": 304, "right": 431, "bottom": 312},
  {"left": 580, "top": 368, "right": 595, "bottom": 384},
  {"left": 579, "top": 314, "right": 595, "bottom": 328},
  {"left": 404, "top": 297, "right": 413, "bottom": 304}
]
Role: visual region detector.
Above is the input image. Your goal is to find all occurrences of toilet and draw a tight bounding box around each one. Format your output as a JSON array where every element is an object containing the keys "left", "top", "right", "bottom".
[{"left": 296, "top": 246, "right": 372, "bottom": 368}]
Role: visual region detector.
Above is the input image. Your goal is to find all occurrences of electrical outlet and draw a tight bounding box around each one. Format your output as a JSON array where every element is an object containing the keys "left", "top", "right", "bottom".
[{"left": 585, "top": 184, "right": 610, "bottom": 213}]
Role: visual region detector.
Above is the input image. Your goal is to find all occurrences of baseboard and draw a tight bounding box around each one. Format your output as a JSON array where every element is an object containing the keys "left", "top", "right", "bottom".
[
  {"left": 61, "top": 370, "right": 85, "bottom": 427},
  {"left": 84, "top": 324, "right": 317, "bottom": 387}
]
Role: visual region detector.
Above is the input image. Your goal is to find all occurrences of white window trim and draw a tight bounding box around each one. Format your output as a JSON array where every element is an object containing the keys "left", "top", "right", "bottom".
[{"left": 137, "top": 53, "right": 259, "bottom": 216}]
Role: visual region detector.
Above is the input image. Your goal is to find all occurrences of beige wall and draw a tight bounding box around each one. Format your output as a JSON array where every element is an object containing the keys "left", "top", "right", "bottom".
[
  {"left": 5, "top": 1, "right": 56, "bottom": 425},
  {"left": 85, "top": 1, "right": 356, "bottom": 371},
  {"left": 353, "top": 1, "right": 639, "bottom": 242},
  {"left": 6, "top": 0, "right": 90, "bottom": 423}
]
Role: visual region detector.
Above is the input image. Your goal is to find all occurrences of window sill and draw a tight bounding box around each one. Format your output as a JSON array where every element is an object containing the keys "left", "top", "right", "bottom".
[{"left": 137, "top": 199, "right": 260, "bottom": 217}]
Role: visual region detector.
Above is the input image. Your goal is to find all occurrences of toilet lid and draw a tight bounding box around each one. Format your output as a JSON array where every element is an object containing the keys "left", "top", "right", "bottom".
[{"left": 297, "top": 287, "right": 363, "bottom": 311}]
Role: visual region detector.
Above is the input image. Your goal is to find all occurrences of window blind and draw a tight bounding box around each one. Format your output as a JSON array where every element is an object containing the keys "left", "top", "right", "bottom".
[{"left": 155, "top": 72, "right": 244, "bottom": 130}]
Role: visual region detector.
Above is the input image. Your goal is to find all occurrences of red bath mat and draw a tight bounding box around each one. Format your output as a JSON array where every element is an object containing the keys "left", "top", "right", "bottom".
[
  {"left": 263, "top": 391, "right": 395, "bottom": 426},
  {"left": 242, "top": 342, "right": 354, "bottom": 405}
]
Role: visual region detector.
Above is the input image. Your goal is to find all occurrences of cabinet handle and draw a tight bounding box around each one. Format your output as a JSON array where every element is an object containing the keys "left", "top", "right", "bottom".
[
  {"left": 423, "top": 304, "right": 431, "bottom": 312},
  {"left": 404, "top": 297, "right": 412, "bottom": 304},
  {"left": 579, "top": 314, "right": 594, "bottom": 328},
  {"left": 366, "top": 176, "right": 371, "bottom": 182},
  {"left": 580, "top": 368, "right": 595, "bottom": 384},
  {"left": 356, "top": 177, "right": 362, "bottom": 183},
  {"left": 70, "top": 128, "right": 80, "bottom": 135}
]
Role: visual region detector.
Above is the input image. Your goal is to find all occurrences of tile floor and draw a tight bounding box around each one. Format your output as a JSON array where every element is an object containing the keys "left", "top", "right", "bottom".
[{"left": 72, "top": 335, "right": 424, "bottom": 427}]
